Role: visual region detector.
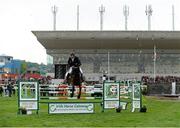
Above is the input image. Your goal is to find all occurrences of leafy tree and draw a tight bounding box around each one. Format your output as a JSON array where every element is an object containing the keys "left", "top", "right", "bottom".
[{"left": 21, "top": 61, "right": 27, "bottom": 74}]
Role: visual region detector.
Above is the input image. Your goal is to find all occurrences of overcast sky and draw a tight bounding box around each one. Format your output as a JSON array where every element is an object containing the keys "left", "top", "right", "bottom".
[{"left": 0, "top": 0, "right": 180, "bottom": 64}]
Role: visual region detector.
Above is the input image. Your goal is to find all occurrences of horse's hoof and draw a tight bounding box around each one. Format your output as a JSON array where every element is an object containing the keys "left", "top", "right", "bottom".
[{"left": 77, "top": 95, "right": 81, "bottom": 99}]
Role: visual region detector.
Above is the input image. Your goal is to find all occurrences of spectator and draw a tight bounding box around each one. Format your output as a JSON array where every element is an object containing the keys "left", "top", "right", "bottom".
[
  {"left": 7, "top": 82, "right": 13, "bottom": 97},
  {"left": 142, "top": 75, "right": 180, "bottom": 84},
  {"left": 0, "top": 86, "right": 3, "bottom": 96}
]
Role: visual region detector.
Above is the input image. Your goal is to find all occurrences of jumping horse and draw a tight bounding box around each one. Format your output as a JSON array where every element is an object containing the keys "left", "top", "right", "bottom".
[{"left": 65, "top": 67, "right": 83, "bottom": 99}]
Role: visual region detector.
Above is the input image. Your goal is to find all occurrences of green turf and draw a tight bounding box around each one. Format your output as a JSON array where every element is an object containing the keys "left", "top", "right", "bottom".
[{"left": 1, "top": 96, "right": 180, "bottom": 127}]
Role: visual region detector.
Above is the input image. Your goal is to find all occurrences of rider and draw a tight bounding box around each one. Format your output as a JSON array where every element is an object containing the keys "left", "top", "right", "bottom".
[{"left": 65, "top": 53, "right": 83, "bottom": 79}]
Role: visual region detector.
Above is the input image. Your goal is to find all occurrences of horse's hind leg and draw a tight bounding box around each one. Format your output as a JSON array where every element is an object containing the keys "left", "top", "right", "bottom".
[{"left": 77, "top": 85, "right": 81, "bottom": 99}]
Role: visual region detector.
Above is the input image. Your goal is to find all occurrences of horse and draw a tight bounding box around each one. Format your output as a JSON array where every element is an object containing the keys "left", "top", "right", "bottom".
[{"left": 65, "top": 67, "right": 84, "bottom": 99}]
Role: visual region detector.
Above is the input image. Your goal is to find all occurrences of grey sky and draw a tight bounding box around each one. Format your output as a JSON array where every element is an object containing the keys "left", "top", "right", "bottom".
[{"left": 0, "top": 0, "right": 179, "bottom": 64}]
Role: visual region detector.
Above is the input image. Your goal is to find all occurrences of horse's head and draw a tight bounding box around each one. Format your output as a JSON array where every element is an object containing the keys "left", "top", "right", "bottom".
[{"left": 65, "top": 67, "right": 83, "bottom": 85}]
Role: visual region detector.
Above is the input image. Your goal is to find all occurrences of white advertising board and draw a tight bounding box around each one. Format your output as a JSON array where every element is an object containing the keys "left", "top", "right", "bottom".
[
  {"left": 49, "top": 103, "right": 94, "bottom": 114},
  {"left": 20, "top": 101, "right": 38, "bottom": 110},
  {"left": 104, "top": 101, "right": 119, "bottom": 109}
]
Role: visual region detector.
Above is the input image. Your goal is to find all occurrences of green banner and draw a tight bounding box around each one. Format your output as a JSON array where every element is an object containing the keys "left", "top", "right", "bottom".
[
  {"left": 132, "top": 83, "right": 141, "bottom": 112},
  {"left": 18, "top": 81, "right": 39, "bottom": 113},
  {"left": 103, "top": 82, "right": 120, "bottom": 110}
]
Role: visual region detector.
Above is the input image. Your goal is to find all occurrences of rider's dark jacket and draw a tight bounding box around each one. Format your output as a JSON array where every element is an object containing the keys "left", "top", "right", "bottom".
[{"left": 68, "top": 56, "right": 81, "bottom": 67}]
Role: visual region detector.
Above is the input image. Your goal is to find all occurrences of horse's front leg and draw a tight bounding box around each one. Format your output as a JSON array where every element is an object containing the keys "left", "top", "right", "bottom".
[
  {"left": 77, "top": 84, "right": 81, "bottom": 99},
  {"left": 70, "top": 85, "right": 75, "bottom": 98}
]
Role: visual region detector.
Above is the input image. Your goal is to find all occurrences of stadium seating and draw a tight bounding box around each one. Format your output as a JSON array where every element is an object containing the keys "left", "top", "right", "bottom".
[{"left": 53, "top": 52, "right": 180, "bottom": 80}]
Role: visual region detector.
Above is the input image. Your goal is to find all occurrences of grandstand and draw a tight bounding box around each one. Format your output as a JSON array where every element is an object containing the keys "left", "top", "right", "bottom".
[{"left": 32, "top": 31, "right": 180, "bottom": 81}]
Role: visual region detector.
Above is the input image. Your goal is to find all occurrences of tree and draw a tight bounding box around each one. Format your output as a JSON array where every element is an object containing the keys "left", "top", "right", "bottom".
[{"left": 21, "top": 61, "right": 27, "bottom": 74}]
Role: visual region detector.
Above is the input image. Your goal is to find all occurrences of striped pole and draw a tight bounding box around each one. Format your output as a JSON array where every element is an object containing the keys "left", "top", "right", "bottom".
[{"left": 47, "top": 97, "right": 95, "bottom": 100}]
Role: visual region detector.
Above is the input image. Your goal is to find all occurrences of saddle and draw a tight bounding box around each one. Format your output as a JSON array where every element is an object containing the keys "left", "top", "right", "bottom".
[{"left": 71, "top": 67, "right": 80, "bottom": 75}]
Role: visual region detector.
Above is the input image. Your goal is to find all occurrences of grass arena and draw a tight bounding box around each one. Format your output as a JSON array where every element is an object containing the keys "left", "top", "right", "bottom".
[
  {"left": 1, "top": 94, "right": 180, "bottom": 127},
  {"left": 1, "top": 80, "right": 180, "bottom": 127}
]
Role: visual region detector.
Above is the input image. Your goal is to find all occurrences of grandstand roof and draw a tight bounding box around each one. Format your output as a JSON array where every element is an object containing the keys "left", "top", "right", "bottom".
[{"left": 32, "top": 31, "right": 180, "bottom": 54}]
